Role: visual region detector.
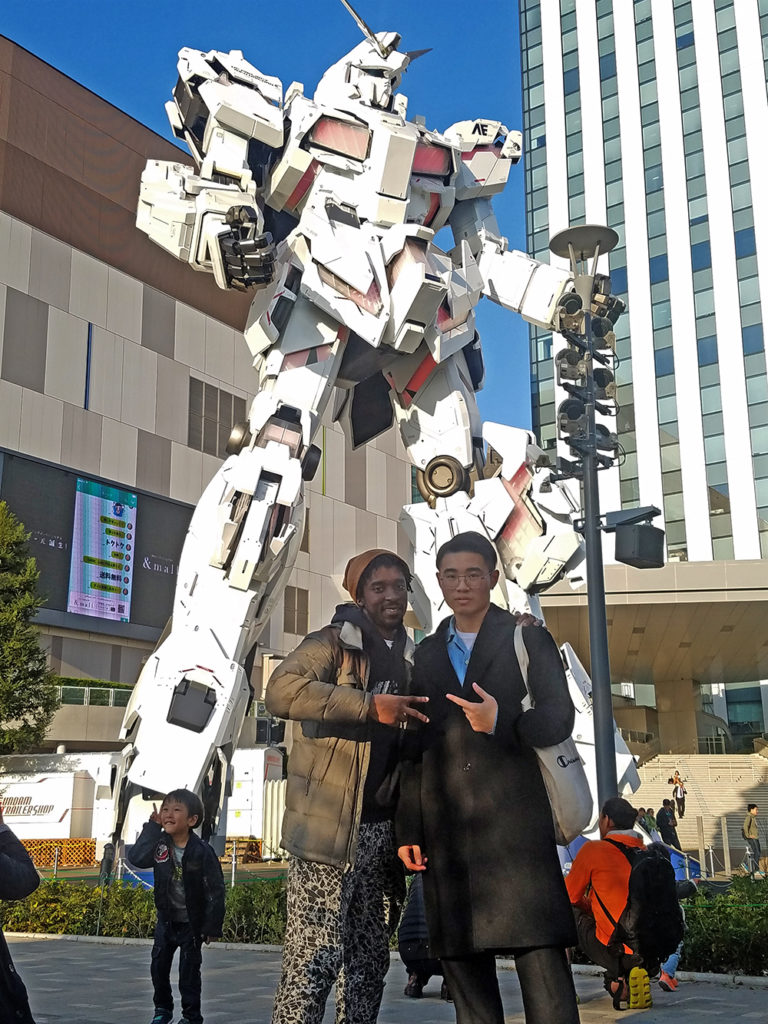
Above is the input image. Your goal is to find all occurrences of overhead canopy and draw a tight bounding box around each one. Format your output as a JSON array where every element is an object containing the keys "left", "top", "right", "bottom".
[{"left": 540, "top": 559, "right": 768, "bottom": 687}]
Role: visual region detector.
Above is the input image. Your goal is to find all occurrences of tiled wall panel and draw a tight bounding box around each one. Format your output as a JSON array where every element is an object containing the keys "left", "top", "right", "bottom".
[
  {"left": 136, "top": 429, "right": 172, "bottom": 495},
  {"left": 19, "top": 389, "right": 63, "bottom": 463},
  {"left": 141, "top": 285, "right": 175, "bottom": 358},
  {"left": 121, "top": 340, "right": 157, "bottom": 433},
  {"left": 169, "top": 442, "right": 204, "bottom": 505},
  {"left": 60, "top": 404, "right": 103, "bottom": 476},
  {"left": 87, "top": 326, "right": 124, "bottom": 417},
  {"left": 69, "top": 248, "right": 107, "bottom": 328},
  {"left": 0, "top": 378, "right": 22, "bottom": 449},
  {"left": 107, "top": 267, "right": 142, "bottom": 344},
  {"left": 2, "top": 287, "right": 48, "bottom": 392},
  {"left": 155, "top": 354, "right": 189, "bottom": 445},
  {"left": 44, "top": 306, "right": 87, "bottom": 406},
  {"left": 204, "top": 317, "right": 235, "bottom": 387},
  {"left": 0, "top": 214, "right": 31, "bottom": 292},
  {"left": 174, "top": 303, "right": 206, "bottom": 372},
  {"left": 28, "top": 229, "right": 71, "bottom": 311},
  {"left": 100, "top": 416, "right": 137, "bottom": 486}
]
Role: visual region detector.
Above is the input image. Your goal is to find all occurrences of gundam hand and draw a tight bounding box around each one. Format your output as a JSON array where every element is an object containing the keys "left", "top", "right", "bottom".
[{"left": 219, "top": 206, "right": 276, "bottom": 290}]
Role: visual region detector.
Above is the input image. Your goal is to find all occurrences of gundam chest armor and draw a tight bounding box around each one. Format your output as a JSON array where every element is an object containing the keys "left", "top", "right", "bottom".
[{"left": 115, "top": 4, "right": 633, "bottom": 848}]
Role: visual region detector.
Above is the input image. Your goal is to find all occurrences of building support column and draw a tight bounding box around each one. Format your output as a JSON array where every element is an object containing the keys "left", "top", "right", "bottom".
[{"left": 654, "top": 677, "right": 698, "bottom": 754}]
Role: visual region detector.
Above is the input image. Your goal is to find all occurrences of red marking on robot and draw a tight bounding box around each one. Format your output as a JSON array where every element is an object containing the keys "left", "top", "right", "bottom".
[
  {"left": 265, "top": 290, "right": 285, "bottom": 326},
  {"left": 413, "top": 142, "right": 452, "bottom": 176},
  {"left": 498, "top": 464, "right": 544, "bottom": 558},
  {"left": 310, "top": 117, "right": 370, "bottom": 160},
  {"left": 286, "top": 160, "right": 320, "bottom": 209},
  {"left": 399, "top": 353, "right": 437, "bottom": 407},
  {"left": 424, "top": 192, "right": 441, "bottom": 226},
  {"left": 461, "top": 146, "right": 498, "bottom": 161}
]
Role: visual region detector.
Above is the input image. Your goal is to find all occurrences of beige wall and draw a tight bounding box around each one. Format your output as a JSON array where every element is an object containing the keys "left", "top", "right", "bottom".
[{"left": 655, "top": 677, "right": 698, "bottom": 755}]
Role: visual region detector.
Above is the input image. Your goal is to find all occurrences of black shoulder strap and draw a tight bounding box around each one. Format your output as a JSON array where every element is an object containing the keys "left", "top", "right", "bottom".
[
  {"left": 592, "top": 886, "right": 618, "bottom": 929},
  {"left": 592, "top": 839, "right": 639, "bottom": 930},
  {"left": 604, "top": 836, "right": 639, "bottom": 866}
]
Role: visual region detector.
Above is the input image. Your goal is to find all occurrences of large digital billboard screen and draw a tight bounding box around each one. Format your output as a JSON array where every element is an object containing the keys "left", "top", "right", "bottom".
[
  {"left": 67, "top": 479, "right": 138, "bottom": 622},
  {"left": 0, "top": 453, "right": 193, "bottom": 631}
]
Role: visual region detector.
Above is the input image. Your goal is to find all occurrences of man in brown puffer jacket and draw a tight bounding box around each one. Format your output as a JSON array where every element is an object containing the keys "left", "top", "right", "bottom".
[{"left": 266, "top": 549, "right": 429, "bottom": 1024}]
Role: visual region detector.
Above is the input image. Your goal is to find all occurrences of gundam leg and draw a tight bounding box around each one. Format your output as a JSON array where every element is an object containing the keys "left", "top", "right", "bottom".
[
  {"left": 116, "top": 299, "right": 347, "bottom": 849},
  {"left": 391, "top": 348, "right": 584, "bottom": 632}
]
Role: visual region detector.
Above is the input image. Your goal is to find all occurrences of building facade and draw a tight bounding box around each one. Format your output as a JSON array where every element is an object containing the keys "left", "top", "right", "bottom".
[
  {"left": 519, "top": 0, "right": 768, "bottom": 751},
  {"left": 0, "top": 37, "right": 412, "bottom": 749}
]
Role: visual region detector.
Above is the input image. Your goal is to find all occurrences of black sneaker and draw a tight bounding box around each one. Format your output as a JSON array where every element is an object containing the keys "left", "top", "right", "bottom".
[{"left": 150, "top": 1012, "right": 172, "bottom": 1024}]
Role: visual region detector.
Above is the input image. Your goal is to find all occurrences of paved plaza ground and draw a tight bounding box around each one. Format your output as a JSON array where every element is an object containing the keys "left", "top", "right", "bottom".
[{"left": 7, "top": 934, "right": 768, "bottom": 1024}]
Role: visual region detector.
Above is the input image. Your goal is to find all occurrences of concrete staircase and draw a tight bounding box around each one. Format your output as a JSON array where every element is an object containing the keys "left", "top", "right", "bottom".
[{"left": 634, "top": 753, "right": 768, "bottom": 869}]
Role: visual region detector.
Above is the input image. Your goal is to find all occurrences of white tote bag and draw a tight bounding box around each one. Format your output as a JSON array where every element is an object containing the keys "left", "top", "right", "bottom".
[{"left": 513, "top": 625, "right": 593, "bottom": 845}]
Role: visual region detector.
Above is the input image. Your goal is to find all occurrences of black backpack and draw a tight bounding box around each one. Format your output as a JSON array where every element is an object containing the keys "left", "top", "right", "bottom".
[{"left": 593, "top": 839, "right": 684, "bottom": 972}]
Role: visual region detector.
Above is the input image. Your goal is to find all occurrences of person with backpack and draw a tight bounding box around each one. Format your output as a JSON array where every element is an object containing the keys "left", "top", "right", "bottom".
[{"left": 565, "top": 797, "right": 683, "bottom": 1011}]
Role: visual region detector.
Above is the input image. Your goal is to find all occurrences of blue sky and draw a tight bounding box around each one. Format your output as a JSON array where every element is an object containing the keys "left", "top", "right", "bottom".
[{"left": 2, "top": 0, "right": 532, "bottom": 429}]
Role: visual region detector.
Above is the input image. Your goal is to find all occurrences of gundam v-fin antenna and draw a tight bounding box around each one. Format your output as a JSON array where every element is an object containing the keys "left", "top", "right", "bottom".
[{"left": 338, "top": 0, "right": 387, "bottom": 56}]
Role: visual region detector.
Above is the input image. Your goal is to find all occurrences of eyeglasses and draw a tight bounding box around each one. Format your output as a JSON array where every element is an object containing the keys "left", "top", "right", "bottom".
[{"left": 438, "top": 571, "right": 490, "bottom": 589}]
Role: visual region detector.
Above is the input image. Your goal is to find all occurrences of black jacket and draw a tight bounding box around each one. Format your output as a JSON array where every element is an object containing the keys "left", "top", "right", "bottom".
[
  {"left": 396, "top": 607, "right": 577, "bottom": 957},
  {"left": 129, "top": 821, "right": 226, "bottom": 937},
  {"left": 1, "top": 825, "right": 40, "bottom": 1024}
]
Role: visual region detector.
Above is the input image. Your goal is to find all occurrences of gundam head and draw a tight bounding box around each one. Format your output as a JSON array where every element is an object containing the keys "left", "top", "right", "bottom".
[
  {"left": 315, "top": 33, "right": 412, "bottom": 110},
  {"left": 314, "top": 0, "right": 427, "bottom": 110}
]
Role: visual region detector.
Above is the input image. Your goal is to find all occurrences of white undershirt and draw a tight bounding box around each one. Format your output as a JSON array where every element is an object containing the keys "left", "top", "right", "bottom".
[{"left": 456, "top": 630, "right": 478, "bottom": 651}]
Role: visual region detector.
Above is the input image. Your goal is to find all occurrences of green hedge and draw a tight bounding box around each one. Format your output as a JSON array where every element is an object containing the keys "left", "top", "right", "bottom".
[
  {"left": 53, "top": 676, "right": 134, "bottom": 690},
  {"left": 2, "top": 875, "right": 767, "bottom": 975},
  {"left": 0, "top": 878, "right": 287, "bottom": 945},
  {"left": 682, "top": 876, "right": 768, "bottom": 976}
]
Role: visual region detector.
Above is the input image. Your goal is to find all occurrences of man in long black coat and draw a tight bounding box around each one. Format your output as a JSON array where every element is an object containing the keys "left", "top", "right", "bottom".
[{"left": 396, "top": 531, "right": 579, "bottom": 1024}]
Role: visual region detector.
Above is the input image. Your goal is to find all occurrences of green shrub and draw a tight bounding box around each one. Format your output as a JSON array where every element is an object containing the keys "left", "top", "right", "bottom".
[
  {"left": 682, "top": 876, "right": 768, "bottom": 976},
  {"left": 52, "top": 676, "right": 133, "bottom": 690},
  {"left": 222, "top": 880, "right": 286, "bottom": 944},
  {"left": 4, "top": 875, "right": 766, "bottom": 976},
  {"left": 0, "top": 877, "right": 286, "bottom": 943}
]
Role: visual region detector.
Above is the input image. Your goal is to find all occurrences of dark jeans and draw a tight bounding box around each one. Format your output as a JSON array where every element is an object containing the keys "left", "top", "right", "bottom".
[
  {"left": 441, "top": 946, "right": 578, "bottom": 1024},
  {"left": 151, "top": 919, "right": 203, "bottom": 1024},
  {"left": 746, "top": 838, "right": 762, "bottom": 876},
  {"left": 572, "top": 907, "right": 642, "bottom": 980}
]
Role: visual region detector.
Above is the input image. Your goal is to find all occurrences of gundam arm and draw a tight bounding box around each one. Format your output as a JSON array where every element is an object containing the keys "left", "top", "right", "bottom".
[
  {"left": 447, "top": 197, "right": 573, "bottom": 332},
  {"left": 137, "top": 47, "right": 283, "bottom": 291}
]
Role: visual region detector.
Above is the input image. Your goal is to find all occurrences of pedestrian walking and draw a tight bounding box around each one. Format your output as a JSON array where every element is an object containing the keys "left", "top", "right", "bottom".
[{"left": 743, "top": 804, "right": 762, "bottom": 879}]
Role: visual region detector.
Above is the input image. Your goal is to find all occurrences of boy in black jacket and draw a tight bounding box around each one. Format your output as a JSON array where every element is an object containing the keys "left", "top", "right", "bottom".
[{"left": 130, "top": 789, "right": 225, "bottom": 1024}]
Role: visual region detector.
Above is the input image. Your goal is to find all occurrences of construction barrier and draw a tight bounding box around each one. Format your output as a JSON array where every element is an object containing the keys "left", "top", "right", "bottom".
[
  {"left": 223, "top": 837, "right": 263, "bottom": 863},
  {"left": 22, "top": 837, "right": 97, "bottom": 868}
]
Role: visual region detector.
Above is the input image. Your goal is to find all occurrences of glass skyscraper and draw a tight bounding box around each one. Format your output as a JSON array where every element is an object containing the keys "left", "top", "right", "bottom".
[{"left": 520, "top": 0, "right": 768, "bottom": 564}]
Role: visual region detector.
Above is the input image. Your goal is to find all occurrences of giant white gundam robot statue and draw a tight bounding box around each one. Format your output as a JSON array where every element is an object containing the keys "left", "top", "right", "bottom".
[{"left": 114, "top": 1, "right": 635, "bottom": 849}]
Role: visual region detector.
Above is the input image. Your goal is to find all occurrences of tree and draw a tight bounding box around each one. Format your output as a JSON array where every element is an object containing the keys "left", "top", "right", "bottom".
[{"left": 0, "top": 500, "right": 59, "bottom": 753}]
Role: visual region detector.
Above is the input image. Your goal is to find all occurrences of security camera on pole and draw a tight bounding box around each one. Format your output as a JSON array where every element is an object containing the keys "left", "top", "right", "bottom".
[{"left": 548, "top": 225, "right": 664, "bottom": 808}]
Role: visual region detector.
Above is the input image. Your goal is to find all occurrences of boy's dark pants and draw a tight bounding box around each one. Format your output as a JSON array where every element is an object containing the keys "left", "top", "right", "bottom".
[{"left": 151, "top": 919, "right": 203, "bottom": 1024}]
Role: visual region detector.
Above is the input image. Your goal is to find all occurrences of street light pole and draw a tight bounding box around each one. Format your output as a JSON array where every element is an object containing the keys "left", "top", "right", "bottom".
[{"left": 550, "top": 225, "right": 619, "bottom": 807}]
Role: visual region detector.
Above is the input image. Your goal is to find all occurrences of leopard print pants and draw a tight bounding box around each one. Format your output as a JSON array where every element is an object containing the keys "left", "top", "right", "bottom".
[{"left": 271, "top": 821, "right": 402, "bottom": 1024}]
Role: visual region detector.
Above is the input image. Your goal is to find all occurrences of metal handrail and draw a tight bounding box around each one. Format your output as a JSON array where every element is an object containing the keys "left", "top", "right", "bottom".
[{"left": 56, "top": 686, "right": 131, "bottom": 708}]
